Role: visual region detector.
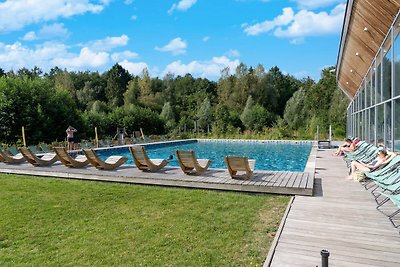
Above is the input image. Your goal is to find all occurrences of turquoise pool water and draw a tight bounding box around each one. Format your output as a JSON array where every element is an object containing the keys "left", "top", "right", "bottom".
[{"left": 96, "top": 140, "right": 312, "bottom": 171}]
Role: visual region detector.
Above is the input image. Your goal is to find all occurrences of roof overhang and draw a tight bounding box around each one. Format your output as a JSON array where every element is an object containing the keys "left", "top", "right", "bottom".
[{"left": 336, "top": 0, "right": 400, "bottom": 99}]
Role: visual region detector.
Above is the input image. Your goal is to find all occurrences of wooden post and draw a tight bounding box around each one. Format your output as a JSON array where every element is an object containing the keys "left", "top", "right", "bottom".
[
  {"left": 22, "top": 126, "right": 26, "bottom": 147},
  {"left": 95, "top": 127, "right": 99, "bottom": 148},
  {"left": 140, "top": 128, "right": 145, "bottom": 140}
]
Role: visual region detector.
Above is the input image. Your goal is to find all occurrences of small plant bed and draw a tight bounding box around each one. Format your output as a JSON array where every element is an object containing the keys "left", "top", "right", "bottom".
[{"left": 0, "top": 174, "right": 289, "bottom": 266}]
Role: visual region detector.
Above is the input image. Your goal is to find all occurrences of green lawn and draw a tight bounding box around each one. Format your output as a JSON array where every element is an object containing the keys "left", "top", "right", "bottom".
[{"left": 0, "top": 174, "right": 289, "bottom": 266}]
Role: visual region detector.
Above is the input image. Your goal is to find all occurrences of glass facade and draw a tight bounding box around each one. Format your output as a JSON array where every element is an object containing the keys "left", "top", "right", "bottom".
[{"left": 347, "top": 14, "right": 400, "bottom": 151}]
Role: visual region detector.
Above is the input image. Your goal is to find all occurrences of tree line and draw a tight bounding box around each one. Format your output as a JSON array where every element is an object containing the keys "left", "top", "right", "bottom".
[{"left": 0, "top": 63, "right": 349, "bottom": 145}]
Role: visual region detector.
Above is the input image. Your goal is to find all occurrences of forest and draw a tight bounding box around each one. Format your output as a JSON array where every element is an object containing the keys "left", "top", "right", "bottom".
[{"left": 0, "top": 63, "right": 349, "bottom": 145}]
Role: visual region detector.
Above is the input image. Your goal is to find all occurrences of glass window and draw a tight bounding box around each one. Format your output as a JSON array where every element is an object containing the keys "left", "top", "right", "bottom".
[
  {"left": 365, "top": 79, "right": 370, "bottom": 108},
  {"left": 366, "top": 108, "right": 370, "bottom": 142},
  {"left": 382, "top": 36, "right": 392, "bottom": 101},
  {"left": 361, "top": 88, "right": 365, "bottom": 110},
  {"left": 394, "top": 99, "right": 400, "bottom": 151},
  {"left": 385, "top": 102, "right": 392, "bottom": 149},
  {"left": 377, "top": 104, "right": 384, "bottom": 146},
  {"left": 370, "top": 107, "right": 376, "bottom": 144},
  {"left": 394, "top": 17, "right": 400, "bottom": 97},
  {"left": 371, "top": 68, "right": 376, "bottom": 105},
  {"left": 377, "top": 55, "right": 382, "bottom": 104},
  {"left": 362, "top": 110, "right": 366, "bottom": 140}
]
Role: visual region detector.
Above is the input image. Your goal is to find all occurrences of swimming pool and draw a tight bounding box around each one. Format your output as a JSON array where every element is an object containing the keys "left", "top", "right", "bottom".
[{"left": 96, "top": 139, "right": 313, "bottom": 172}]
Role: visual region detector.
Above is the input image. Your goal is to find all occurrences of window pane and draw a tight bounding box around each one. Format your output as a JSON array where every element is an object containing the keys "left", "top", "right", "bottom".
[
  {"left": 385, "top": 102, "right": 392, "bottom": 149},
  {"left": 365, "top": 79, "right": 370, "bottom": 108},
  {"left": 362, "top": 110, "right": 366, "bottom": 140},
  {"left": 370, "top": 107, "right": 375, "bottom": 144},
  {"left": 394, "top": 99, "right": 400, "bottom": 151},
  {"left": 366, "top": 108, "right": 370, "bottom": 142},
  {"left": 395, "top": 24, "right": 400, "bottom": 97},
  {"left": 383, "top": 39, "right": 392, "bottom": 101},
  {"left": 377, "top": 55, "right": 382, "bottom": 103},
  {"left": 371, "top": 69, "right": 376, "bottom": 105},
  {"left": 377, "top": 104, "right": 384, "bottom": 146}
]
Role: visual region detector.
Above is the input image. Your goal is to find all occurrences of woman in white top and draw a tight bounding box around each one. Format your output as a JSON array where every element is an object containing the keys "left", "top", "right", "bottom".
[{"left": 348, "top": 150, "right": 388, "bottom": 179}]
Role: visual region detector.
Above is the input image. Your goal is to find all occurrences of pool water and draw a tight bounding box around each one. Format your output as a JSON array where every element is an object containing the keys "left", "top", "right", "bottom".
[{"left": 96, "top": 140, "right": 312, "bottom": 172}]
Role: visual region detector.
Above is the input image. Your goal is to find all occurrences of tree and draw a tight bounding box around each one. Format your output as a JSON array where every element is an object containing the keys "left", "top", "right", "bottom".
[
  {"left": 283, "top": 89, "right": 309, "bottom": 130},
  {"left": 124, "top": 79, "right": 140, "bottom": 106},
  {"left": 197, "top": 97, "right": 212, "bottom": 131},
  {"left": 240, "top": 96, "right": 254, "bottom": 130},
  {"left": 160, "top": 102, "right": 175, "bottom": 130},
  {"left": 105, "top": 63, "right": 131, "bottom": 106}
]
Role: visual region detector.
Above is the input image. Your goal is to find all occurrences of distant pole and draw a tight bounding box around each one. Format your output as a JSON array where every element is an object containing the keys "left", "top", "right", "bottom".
[
  {"left": 22, "top": 126, "right": 26, "bottom": 147},
  {"left": 95, "top": 127, "right": 99, "bottom": 148},
  {"left": 316, "top": 125, "right": 319, "bottom": 141},
  {"left": 207, "top": 124, "right": 210, "bottom": 134},
  {"left": 184, "top": 123, "right": 186, "bottom": 133},
  {"left": 329, "top": 125, "right": 332, "bottom": 142}
]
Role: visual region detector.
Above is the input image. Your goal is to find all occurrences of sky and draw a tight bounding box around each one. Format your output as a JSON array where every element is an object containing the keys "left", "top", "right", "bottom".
[{"left": 0, "top": 0, "right": 347, "bottom": 81}]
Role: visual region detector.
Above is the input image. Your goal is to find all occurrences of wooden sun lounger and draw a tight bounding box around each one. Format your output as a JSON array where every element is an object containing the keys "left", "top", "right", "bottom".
[
  {"left": 225, "top": 156, "right": 255, "bottom": 179},
  {"left": 129, "top": 146, "right": 169, "bottom": 172},
  {"left": 54, "top": 147, "right": 89, "bottom": 168},
  {"left": 82, "top": 148, "right": 128, "bottom": 170},
  {"left": 19, "top": 147, "right": 58, "bottom": 166},
  {"left": 175, "top": 150, "right": 212, "bottom": 175},
  {"left": 0, "top": 148, "right": 26, "bottom": 164}
]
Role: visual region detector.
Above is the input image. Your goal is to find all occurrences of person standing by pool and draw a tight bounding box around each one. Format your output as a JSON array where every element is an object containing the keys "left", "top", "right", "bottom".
[{"left": 66, "top": 126, "right": 77, "bottom": 150}]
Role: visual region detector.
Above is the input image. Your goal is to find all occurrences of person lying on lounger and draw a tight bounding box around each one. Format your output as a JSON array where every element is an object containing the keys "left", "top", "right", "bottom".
[
  {"left": 348, "top": 150, "right": 388, "bottom": 179},
  {"left": 334, "top": 138, "right": 356, "bottom": 156}
]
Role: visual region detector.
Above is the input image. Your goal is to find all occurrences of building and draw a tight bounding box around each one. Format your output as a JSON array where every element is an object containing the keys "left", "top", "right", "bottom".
[{"left": 337, "top": 0, "right": 400, "bottom": 150}]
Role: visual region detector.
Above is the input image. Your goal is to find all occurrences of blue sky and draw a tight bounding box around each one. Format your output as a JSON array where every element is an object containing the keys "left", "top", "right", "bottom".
[{"left": 0, "top": 0, "right": 346, "bottom": 80}]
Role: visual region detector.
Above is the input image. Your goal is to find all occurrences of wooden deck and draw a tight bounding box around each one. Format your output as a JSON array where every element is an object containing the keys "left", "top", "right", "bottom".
[
  {"left": 0, "top": 151, "right": 315, "bottom": 195},
  {"left": 266, "top": 149, "right": 400, "bottom": 267}
]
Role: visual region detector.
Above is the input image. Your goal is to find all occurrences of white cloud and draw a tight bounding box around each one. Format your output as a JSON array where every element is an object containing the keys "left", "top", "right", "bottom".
[
  {"left": 53, "top": 47, "right": 109, "bottom": 69},
  {"left": 111, "top": 50, "right": 139, "bottom": 62},
  {"left": 124, "top": 0, "right": 134, "bottom": 4},
  {"left": 0, "top": 41, "right": 68, "bottom": 70},
  {"left": 21, "top": 23, "right": 69, "bottom": 41},
  {"left": 155, "top": 37, "right": 187, "bottom": 55},
  {"left": 130, "top": 15, "right": 138, "bottom": 20},
  {"left": 0, "top": 0, "right": 105, "bottom": 33},
  {"left": 293, "top": 0, "right": 346, "bottom": 10},
  {"left": 22, "top": 31, "right": 37, "bottom": 41},
  {"left": 202, "top": 36, "right": 210, "bottom": 42},
  {"left": 0, "top": 41, "right": 110, "bottom": 71},
  {"left": 274, "top": 4, "right": 345, "bottom": 38},
  {"left": 168, "top": 0, "right": 197, "bottom": 14},
  {"left": 243, "top": 4, "right": 345, "bottom": 39},
  {"left": 119, "top": 60, "right": 148, "bottom": 75},
  {"left": 244, "top": 7, "right": 294, "bottom": 36},
  {"left": 226, "top": 49, "right": 240, "bottom": 58},
  {"left": 162, "top": 56, "right": 240, "bottom": 79},
  {"left": 86, "top": 34, "right": 129, "bottom": 51}
]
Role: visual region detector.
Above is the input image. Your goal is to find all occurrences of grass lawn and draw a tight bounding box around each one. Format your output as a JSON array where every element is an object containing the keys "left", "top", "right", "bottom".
[{"left": 0, "top": 174, "right": 289, "bottom": 266}]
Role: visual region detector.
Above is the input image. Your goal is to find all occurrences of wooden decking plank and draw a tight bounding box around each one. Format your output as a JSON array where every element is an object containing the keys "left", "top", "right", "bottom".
[
  {"left": 292, "top": 172, "right": 305, "bottom": 188},
  {"left": 260, "top": 171, "right": 277, "bottom": 186},
  {"left": 276, "top": 171, "right": 292, "bottom": 187},
  {"left": 298, "top": 172, "right": 308, "bottom": 189},
  {"left": 265, "top": 171, "right": 286, "bottom": 187},
  {"left": 267, "top": 149, "right": 400, "bottom": 267}
]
